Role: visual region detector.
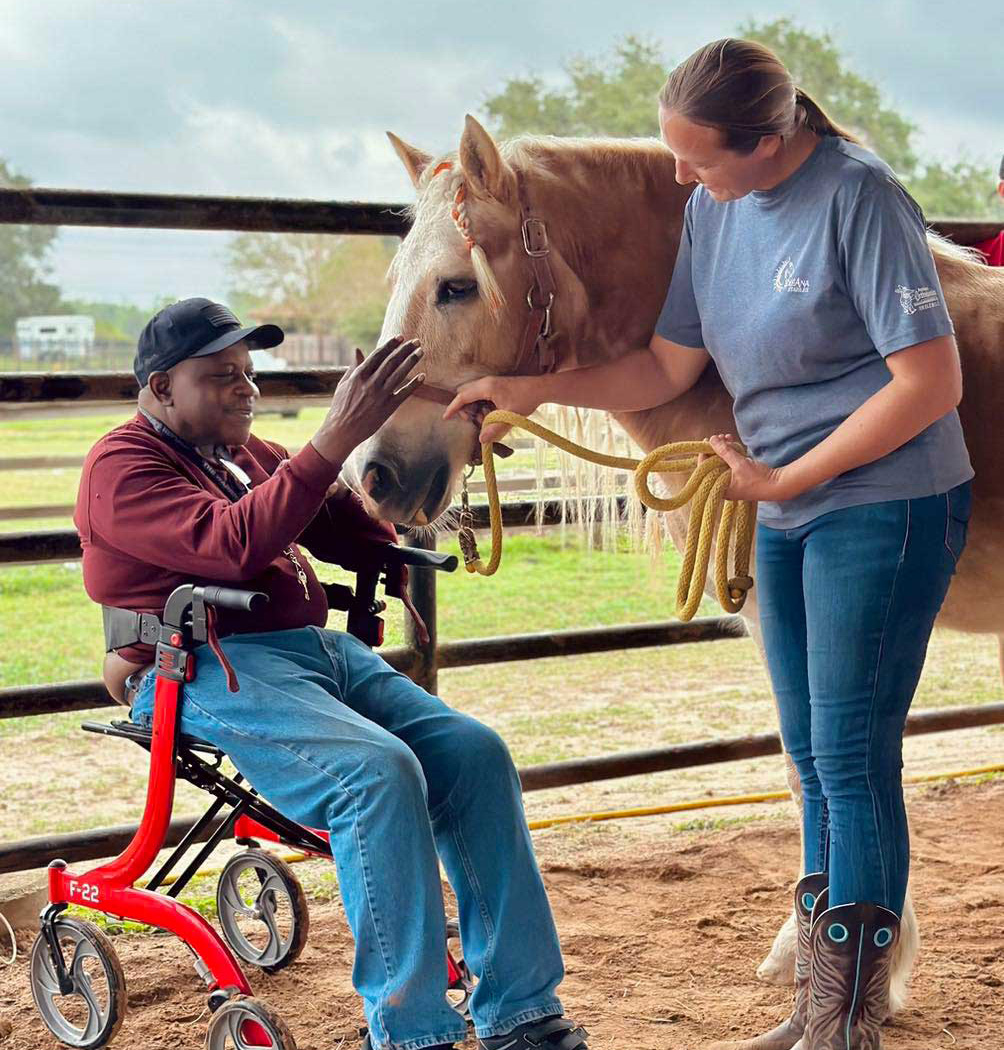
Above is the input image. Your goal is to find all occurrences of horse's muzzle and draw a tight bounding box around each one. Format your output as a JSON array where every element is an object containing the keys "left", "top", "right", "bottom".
[{"left": 359, "top": 452, "right": 453, "bottom": 526}]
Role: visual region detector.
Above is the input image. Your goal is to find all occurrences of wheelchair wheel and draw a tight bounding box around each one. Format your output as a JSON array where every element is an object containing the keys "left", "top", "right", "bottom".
[
  {"left": 206, "top": 995, "right": 297, "bottom": 1049},
  {"left": 29, "top": 918, "right": 126, "bottom": 1049},
  {"left": 445, "top": 916, "right": 475, "bottom": 1021},
  {"left": 216, "top": 850, "right": 309, "bottom": 973}
]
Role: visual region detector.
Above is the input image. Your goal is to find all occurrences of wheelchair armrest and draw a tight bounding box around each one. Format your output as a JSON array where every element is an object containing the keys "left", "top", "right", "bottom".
[{"left": 381, "top": 544, "right": 458, "bottom": 573}]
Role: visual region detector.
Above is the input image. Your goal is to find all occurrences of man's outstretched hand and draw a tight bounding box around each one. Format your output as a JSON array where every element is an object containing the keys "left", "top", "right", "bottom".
[{"left": 312, "top": 336, "right": 426, "bottom": 466}]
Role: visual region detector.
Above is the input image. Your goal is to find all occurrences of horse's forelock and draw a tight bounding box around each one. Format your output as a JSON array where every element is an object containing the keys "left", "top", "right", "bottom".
[{"left": 405, "top": 152, "right": 512, "bottom": 316}]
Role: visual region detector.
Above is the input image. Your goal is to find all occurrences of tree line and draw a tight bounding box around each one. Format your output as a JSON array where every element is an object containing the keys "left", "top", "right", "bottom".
[{"left": 4, "top": 19, "right": 1000, "bottom": 347}]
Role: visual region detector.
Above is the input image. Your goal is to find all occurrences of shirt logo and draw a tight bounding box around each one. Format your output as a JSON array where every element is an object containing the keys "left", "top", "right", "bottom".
[
  {"left": 894, "top": 284, "right": 940, "bottom": 315},
  {"left": 774, "top": 257, "right": 810, "bottom": 294}
]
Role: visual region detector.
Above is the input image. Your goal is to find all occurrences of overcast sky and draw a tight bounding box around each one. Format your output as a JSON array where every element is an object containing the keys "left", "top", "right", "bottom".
[{"left": 2, "top": 0, "right": 1000, "bottom": 308}]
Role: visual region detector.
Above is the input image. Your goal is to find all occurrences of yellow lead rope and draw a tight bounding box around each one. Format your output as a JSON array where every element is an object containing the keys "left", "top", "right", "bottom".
[{"left": 461, "top": 410, "right": 756, "bottom": 621}]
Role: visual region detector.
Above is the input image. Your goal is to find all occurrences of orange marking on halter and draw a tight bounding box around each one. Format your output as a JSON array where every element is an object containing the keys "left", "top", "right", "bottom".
[{"left": 432, "top": 161, "right": 453, "bottom": 177}]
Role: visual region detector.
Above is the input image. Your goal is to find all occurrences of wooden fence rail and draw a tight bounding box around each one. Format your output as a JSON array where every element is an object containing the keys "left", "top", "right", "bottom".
[
  {"left": 0, "top": 618, "right": 746, "bottom": 720},
  {"left": 2, "top": 699, "right": 1002, "bottom": 874},
  {"left": 0, "top": 187, "right": 410, "bottom": 236},
  {"left": 0, "top": 495, "right": 631, "bottom": 565}
]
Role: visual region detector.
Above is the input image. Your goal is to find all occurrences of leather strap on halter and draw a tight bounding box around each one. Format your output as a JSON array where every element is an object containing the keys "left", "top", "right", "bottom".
[
  {"left": 514, "top": 168, "right": 559, "bottom": 376},
  {"left": 410, "top": 383, "right": 453, "bottom": 406}
]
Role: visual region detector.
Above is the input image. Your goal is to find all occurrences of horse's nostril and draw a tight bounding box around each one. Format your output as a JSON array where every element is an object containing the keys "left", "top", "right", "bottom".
[
  {"left": 362, "top": 453, "right": 451, "bottom": 522},
  {"left": 363, "top": 458, "right": 402, "bottom": 501},
  {"left": 422, "top": 462, "right": 451, "bottom": 518}
]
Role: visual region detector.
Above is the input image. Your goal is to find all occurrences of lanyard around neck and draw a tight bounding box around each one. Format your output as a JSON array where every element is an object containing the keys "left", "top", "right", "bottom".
[{"left": 139, "top": 408, "right": 250, "bottom": 503}]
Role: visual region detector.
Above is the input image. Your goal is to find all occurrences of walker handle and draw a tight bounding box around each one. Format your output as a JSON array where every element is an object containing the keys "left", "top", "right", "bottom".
[{"left": 198, "top": 586, "right": 269, "bottom": 612}]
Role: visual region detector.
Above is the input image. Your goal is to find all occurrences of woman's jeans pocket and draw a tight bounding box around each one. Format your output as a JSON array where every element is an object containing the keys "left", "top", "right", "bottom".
[{"left": 944, "top": 480, "right": 972, "bottom": 566}]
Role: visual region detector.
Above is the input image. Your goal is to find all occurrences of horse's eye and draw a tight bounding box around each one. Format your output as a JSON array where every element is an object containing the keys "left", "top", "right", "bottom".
[{"left": 436, "top": 278, "right": 478, "bottom": 305}]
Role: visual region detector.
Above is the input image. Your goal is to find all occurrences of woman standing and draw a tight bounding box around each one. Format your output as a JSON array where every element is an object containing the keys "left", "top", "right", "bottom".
[{"left": 446, "top": 38, "right": 973, "bottom": 1050}]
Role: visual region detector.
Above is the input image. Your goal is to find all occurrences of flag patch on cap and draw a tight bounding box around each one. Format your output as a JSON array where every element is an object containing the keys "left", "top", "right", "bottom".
[{"left": 202, "top": 303, "right": 241, "bottom": 328}]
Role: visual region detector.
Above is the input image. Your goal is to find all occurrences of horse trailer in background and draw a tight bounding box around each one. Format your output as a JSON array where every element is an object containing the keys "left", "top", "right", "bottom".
[{"left": 15, "top": 315, "right": 96, "bottom": 360}]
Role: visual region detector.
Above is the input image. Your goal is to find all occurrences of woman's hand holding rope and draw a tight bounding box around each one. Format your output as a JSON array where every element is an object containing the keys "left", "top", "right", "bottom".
[
  {"left": 444, "top": 375, "right": 542, "bottom": 444},
  {"left": 706, "top": 432, "right": 795, "bottom": 502}
]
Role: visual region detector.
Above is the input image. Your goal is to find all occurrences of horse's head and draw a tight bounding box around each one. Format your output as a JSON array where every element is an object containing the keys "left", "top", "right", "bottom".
[
  {"left": 342, "top": 116, "right": 583, "bottom": 526},
  {"left": 342, "top": 117, "right": 682, "bottom": 526}
]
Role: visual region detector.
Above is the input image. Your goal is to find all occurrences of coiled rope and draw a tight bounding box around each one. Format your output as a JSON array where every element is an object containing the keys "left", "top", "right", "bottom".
[{"left": 461, "top": 409, "right": 756, "bottom": 621}]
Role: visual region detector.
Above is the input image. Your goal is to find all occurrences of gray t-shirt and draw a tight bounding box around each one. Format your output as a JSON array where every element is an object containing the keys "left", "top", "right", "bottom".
[{"left": 655, "top": 134, "right": 973, "bottom": 528}]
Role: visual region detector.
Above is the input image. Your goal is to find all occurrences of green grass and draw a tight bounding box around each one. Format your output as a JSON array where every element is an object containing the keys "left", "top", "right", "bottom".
[
  {"left": 0, "top": 534, "right": 704, "bottom": 690},
  {"left": 671, "top": 813, "right": 781, "bottom": 833}
]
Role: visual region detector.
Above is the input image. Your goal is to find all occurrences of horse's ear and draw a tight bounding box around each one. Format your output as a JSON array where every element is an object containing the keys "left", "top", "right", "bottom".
[
  {"left": 387, "top": 132, "right": 433, "bottom": 189},
  {"left": 459, "top": 114, "right": 513, "bottom": 201}
]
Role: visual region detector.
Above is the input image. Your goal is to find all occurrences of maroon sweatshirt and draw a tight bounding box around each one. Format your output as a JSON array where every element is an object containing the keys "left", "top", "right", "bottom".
[{"left": 75, "top": 413, "right": 396, "bottom": 663}]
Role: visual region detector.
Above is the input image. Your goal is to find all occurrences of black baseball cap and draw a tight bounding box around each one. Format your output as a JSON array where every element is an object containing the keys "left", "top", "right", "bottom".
[{"left": 134, "top": 298, "right": 284, "bottom": 386}]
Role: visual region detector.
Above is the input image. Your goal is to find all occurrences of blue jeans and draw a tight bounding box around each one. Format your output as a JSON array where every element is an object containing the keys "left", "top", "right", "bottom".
[
  {"left": 132, "top": 626, "right": 564, "bottom": 1050},
  {"left": 756, "top": 483, "right": 971, "bottom": 915}
]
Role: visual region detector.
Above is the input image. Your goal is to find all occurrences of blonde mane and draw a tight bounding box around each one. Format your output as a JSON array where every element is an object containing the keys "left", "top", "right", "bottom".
[{"left": 926, "top": 229, "right": 986, "bottom": 266}]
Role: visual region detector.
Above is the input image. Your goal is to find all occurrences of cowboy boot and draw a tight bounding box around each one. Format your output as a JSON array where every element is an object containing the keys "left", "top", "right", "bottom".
[
  {"left": 800, "top": 902, "right": 900, "bottom": 1050},
  {"left": 707, "top": 873, "right": 829, "bottom": 1050}
]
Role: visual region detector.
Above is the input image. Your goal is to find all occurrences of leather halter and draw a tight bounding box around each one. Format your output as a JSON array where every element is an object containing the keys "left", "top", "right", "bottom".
[{"left": 409, "top": 166, "right": 559, "bottom": 408}]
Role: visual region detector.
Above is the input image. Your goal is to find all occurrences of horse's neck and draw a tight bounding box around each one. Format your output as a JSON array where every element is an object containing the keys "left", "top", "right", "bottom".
[
  {"left": 521, "top": 143, "right": 688, "bottom": 365},
  {"left": 521, "top": 143, "right": 735, "bottom": 453}
]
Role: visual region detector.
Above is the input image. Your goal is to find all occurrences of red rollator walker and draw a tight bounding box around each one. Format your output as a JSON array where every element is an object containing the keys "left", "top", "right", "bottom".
[{"left": 29, "top": 545, "right": 473, "bottom": 1049}]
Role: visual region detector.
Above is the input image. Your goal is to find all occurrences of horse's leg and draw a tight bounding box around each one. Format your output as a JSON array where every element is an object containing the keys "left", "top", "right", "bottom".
[
  {"left": 744, "top": 616, "right": 917, "bottom": 1013},
  {"left": 755, "top": 744, "right": 803, "bottom": 986}
]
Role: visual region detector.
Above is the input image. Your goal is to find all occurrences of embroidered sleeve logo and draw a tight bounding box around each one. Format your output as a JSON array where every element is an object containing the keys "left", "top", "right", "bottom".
[{"left": 894, "top": 285, "right": 940, "bottom": 315}]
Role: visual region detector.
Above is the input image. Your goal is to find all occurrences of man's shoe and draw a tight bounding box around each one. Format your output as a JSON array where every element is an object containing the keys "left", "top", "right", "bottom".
[
  {"left": 479, "top": 1016, "right": 588, "bottom": 1050},
  {"left": 707, "top": 872, "right": 828, "bottom": 1050},
  {"left": 800, "top": 901, "right": 899, "bottom": 1050}
]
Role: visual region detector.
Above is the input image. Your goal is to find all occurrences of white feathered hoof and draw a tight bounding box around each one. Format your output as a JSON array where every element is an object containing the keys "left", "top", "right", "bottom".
[
  {"left": 888, "top": 892, "right": 919, "bottom": 1017},
  {"left": 757, "top": 908, "right": 797, "bottom": 985}
]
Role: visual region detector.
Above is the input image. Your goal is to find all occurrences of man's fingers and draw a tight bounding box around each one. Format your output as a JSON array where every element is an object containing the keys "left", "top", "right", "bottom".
[
  {"left": 383, "top": 348, "right": 425, "bottom": 394},
  {"left": 357, "top": 335, "right": 403, "bottom": 376},
  {"left": 373, "top": 339, "right": 422, "bottom": 386},
  {"left": 392, "top": 372, "right": 426, "bottom": 401}
]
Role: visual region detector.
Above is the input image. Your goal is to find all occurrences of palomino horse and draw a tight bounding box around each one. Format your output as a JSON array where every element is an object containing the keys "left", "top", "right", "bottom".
[{"left": 342, "top": 115, "right": 1004, "bottom": 1012}]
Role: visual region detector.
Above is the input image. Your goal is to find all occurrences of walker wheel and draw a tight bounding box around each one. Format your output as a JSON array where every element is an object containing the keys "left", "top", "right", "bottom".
[
  {"left": 216, "top": 850, "right": 309, "bottom": 973},
  {"left": 205, "top": 995, "right": 297, "bottom": 1049},
  {"left": 445, "top": 916, "right": 475, "bottom": 1021},
  {"left": 29, "top": 918, "right": 126, "bottom": 1049}
]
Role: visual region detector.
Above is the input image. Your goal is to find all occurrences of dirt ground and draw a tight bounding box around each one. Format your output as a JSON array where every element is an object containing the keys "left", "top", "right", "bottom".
[{"left": 1, "top": 777, "right": 1001, "bottom": 1050}]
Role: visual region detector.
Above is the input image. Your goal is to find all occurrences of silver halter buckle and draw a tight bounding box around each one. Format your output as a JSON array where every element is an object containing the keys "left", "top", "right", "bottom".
[{"left": 521, "top": 218, "right": 549, "bottom": 257}]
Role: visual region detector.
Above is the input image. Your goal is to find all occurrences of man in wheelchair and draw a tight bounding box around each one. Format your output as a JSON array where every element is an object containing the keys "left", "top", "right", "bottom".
[{"left": 73, "top": 299, "right": 588, "bottom": 1050}]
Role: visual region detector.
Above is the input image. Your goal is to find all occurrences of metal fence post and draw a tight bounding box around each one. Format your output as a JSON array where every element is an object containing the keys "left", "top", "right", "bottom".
[{"left": 403, "top": 533, "right": 439, "bottom": 694}]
